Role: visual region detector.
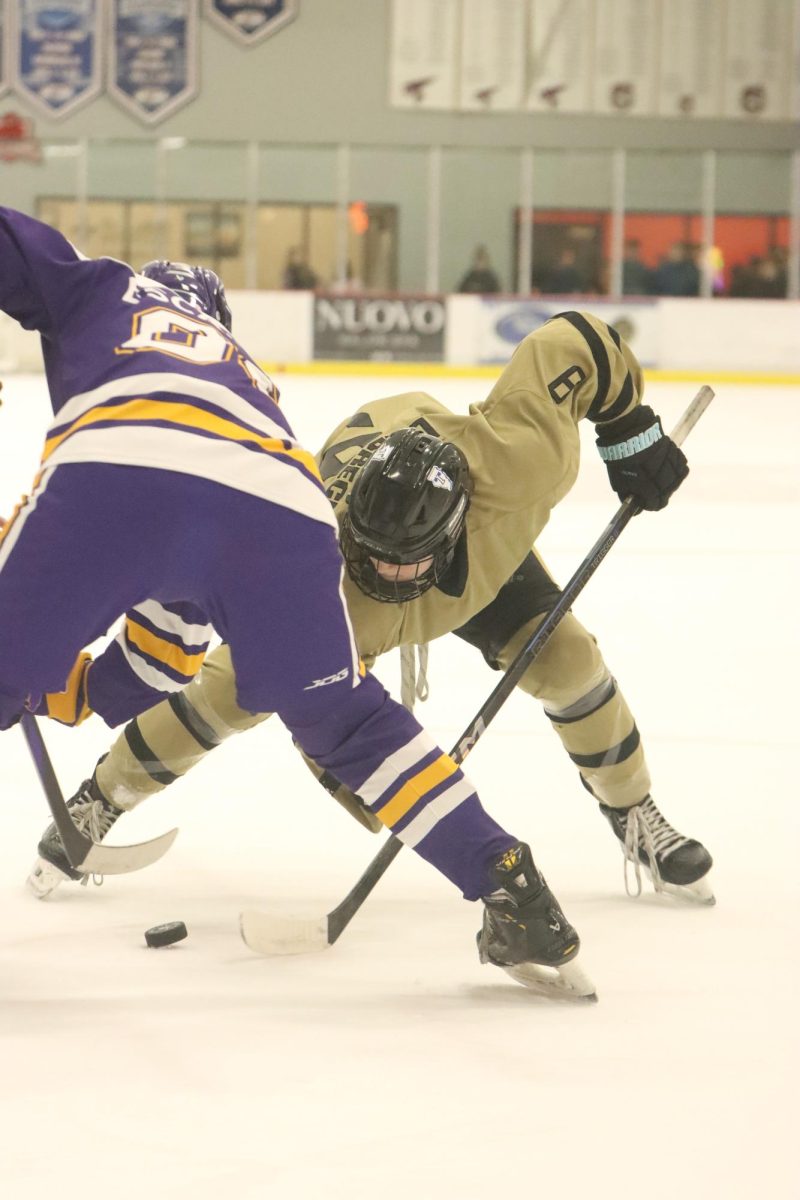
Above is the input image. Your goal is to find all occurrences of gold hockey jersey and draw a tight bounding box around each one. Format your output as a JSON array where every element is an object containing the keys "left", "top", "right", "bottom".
[{"left": 319, "top": 310, "right": 642, "bottom": 660}]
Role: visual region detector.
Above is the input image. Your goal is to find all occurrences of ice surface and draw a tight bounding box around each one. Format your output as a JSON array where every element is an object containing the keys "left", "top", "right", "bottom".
[{"left": 0, "top": 373, "right": 797, "bottom": 1199}]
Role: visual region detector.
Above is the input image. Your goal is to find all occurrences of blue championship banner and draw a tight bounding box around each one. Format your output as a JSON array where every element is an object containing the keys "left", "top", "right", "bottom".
[
  {"left": 13, "top": 0, "right": 102, "bottom": 118},
  {"left": 204, "top": 0, "right": 298, "bottom": 46},
  {"left": 109, "top": 0, "right": 198, "bottom": 124}
]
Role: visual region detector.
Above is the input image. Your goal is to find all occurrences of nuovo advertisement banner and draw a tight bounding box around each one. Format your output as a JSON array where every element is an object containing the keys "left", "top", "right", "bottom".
[{"left": 314, "top": 295, "right": 447, "bottom": 362}]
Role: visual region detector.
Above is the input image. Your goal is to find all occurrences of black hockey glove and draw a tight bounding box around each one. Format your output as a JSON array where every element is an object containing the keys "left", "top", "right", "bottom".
[{"left": 596, "top": 404, "right": 688, "bottom": 511}]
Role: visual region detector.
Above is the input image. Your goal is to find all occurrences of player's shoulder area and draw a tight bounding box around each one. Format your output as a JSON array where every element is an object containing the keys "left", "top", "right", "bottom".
[
  {"left": 357, "top": 389, "right": 446, "bottom": 427},
  {"left": 319, "top": 390, "right": 443, "bottom": 450},
  {"left": 516, "top": 308, "right": 614, "bottom": 349},
  {"left": 181, "top": 356, "right": 294, "bottom": 434}
]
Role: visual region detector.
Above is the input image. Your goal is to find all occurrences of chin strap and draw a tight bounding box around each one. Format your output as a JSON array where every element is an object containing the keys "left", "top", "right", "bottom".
[{"left": 400, "top": 643, "right": 429, "bottom": 711}]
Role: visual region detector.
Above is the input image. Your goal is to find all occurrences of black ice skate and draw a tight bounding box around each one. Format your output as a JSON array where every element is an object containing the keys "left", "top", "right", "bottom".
[
  {"left": 477, "top": 843, "right": 597, "bottom": 1001},
  {"left": 27, "top": 777, "right": 123, "bottom": 899},
  {"left": 599, "top": 795, "right": 714, "bottom": 904}
]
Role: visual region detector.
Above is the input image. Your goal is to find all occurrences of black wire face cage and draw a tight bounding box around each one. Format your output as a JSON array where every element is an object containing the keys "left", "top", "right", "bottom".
[{"left": 340, "top": 512, "right": 462, "bottom": 603}]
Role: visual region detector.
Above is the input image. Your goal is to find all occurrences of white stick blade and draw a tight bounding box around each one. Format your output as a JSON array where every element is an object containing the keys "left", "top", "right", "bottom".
[
  {"left": 77, "top": 827, "right": 179, "bottom": 875},
  {"left": 240, "top": 909, "right": 330, "bottom": 956}
]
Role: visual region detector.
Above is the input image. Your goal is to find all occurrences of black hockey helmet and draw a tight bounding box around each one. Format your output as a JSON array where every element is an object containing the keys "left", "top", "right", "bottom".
[
  {"left": 340, "top": 427, "right": 472, "bottom": 602},
  {"left": 140, "top": 260, "right": 233, "bottom": 331}
]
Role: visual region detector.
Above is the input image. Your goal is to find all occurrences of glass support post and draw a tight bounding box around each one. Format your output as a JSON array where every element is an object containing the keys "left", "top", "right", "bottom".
[
  {"left": 245, "top": 140, "right": 259, "bottom": 290},
  {"left": 517, "top": 148, "right": 534, "bottom": 296},
  {"left": 426, "top": 145, "right": 442, "bottom": 294},
  {"left": 335, "top": 143, "right": 350, "bottom": 291},
  {"left": 609, "top": 148, "right": 626, "bottom": 300},
  {"left": 788, "top": 150, "right": 800, "bottom": 301},
  {"left": 700, "top": 150, "right": 716, "bottom": 300}
]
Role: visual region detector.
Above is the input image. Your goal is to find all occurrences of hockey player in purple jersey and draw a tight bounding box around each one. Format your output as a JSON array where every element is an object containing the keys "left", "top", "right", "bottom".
[{"left": 0, "top": 207, "right": 594, "bottom": 999}]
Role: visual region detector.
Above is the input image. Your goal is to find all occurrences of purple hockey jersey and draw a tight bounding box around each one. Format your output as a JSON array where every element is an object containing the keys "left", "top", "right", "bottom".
[
  {"left": 0, "top": 208, "right": 516, "bottom": 901},
  {"left": 0, "top": 205, "right": 338, "bottom": 721}
]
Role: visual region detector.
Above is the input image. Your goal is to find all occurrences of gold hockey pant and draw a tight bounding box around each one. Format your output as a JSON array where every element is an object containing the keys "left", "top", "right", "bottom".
[
  {"left": 97, "top": 614, "right": 649, "bottom": 824},
  {"left": 453, "top": 548, "right": 650, "bottom": 809}
]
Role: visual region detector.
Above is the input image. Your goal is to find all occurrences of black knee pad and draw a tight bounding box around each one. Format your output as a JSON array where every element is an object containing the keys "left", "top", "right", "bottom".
[{"left": 453, "top": 552, "right": 562, "bottom": 669}]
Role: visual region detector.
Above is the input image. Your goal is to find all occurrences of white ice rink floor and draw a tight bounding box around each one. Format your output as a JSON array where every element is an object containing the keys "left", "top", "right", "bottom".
[{"left": 0, "top": 371, "right": 797, "bottom": 1200}]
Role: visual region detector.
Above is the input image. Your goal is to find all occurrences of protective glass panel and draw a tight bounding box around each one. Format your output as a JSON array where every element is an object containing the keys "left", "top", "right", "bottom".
[
  {"left": 525, "top": 150, "right": 614, "bottom": 296},
  {"left": 348, "top": 146, "right": 427, "bottom": 291},
  {"left": 255, "top": 145, "right": 337, "bottom": 289},
  {"left": 622, "top": 152, "right": 704, "bottom": 297},
  {"left": 715, "top": 152, "right": 791, "bottom": 298},
  {"left": 441, "top": 147, "right": 522, "bottom": 296}
]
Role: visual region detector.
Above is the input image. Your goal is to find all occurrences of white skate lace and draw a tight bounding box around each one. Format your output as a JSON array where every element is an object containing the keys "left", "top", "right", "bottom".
[
  {"left": 622, "top": 797, "right": 687, "bottom": 898},
  {"left": 68, "top": 794, "right": 119, "bottom": 888}
]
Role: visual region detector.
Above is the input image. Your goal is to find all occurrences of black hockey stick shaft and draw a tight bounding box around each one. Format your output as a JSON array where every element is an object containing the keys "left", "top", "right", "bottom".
[
  {"left": 20, "top": 712, "right": 181, "bottom": 875},
  {"left": 326, "top": 386, "right": 714, "bottom": 945},
  {"left": 20, "top": 712, "right": 96, "bottom": 869}
]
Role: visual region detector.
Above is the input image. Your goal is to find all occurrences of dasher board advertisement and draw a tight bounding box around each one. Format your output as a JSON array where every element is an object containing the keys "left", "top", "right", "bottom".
[{"left": 314, "top": 295, "right": 447, "bottom": 362}]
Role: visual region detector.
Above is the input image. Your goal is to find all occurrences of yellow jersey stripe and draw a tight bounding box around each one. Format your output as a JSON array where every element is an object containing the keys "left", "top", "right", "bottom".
[
  {"left": 43, "top": 398, "right": 321, "bottom": 480},
  {"left": 54, "top": 372, "right": 289, "bottom": 439},
  {"left": 44, "top": 652, "right": 93, "bottom": 726},
  {"left": 377, "top": 754, "right": 459, "bottom": 827},
  {"left": 126, "top": 618, "right": 208, "bottom": 677},
  {"left": 399, "top": 776, "right": 475, "bottom": 848}
]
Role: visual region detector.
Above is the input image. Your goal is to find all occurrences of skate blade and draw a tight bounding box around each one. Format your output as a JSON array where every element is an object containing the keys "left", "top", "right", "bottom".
[
  {"left": 502, "top": 958, "right": 598, "bottom": 1002},
  {"left": 648, "top": 867, "right": 716, "bottom": 905},
  {"left": 26, "top": 857, "right": 77, "bottom": 900}
]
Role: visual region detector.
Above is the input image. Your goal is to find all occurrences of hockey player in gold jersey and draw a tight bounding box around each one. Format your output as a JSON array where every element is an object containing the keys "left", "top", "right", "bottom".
[{"left": 29, "top": 310, "right": 713, "bottom": 911}]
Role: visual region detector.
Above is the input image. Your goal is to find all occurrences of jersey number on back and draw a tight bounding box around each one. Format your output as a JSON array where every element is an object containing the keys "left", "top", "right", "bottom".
[{"left": 115, "top": 307, "right": 277, "bottom": 399}]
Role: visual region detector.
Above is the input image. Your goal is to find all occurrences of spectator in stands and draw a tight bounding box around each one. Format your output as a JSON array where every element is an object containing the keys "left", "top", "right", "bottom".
[
  {"left": 729, "top": 256, "right": 758, "bottom": 297},
  {"left": 729, "top": 252, "right": 787, "bottom": 299},
  {"left": 652, "top": 242, "right": 700, "bottom": 297},
  {"left": 766, "top": 247, "right": 788, "bottom": 297},
  {"left": 747, "top": 256, "right": 786, "bottom": 298},
  {"left": 544, "top": 247, "right": 586, "bottom": 294},
  {"left": 282, "top": 247, "right": 318, "bottom": 290},
  {"left": 456, "top": 244, "right": 502, "bottom": 294},
  {"left": 621, "top": 240, "right": 653, "bottom": 296}
]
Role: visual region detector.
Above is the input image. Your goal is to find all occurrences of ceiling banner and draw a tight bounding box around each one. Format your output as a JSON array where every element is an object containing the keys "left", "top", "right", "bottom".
[
  {"left": 108, "top": 0, "right": 199, "bottom": 125},
  {"left": 388, "top": 0, "right": 459, "bottom": 110},
  {"left": 13, "top": 0, "right": 103, "bottom": 118},
  {"left": 458, "top": 0, "right": 526, "bottom": 111},
  {"left": 526, "top": 0, "right": 595, "bottom": 113},
  {"left": 204, "top": 0, "right": 298, "bottom": 47}
]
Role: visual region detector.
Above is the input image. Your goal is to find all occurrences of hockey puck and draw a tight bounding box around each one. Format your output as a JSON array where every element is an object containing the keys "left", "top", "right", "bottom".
[{"left": 145, "top": 921, "right": 188, "bottom": 948}]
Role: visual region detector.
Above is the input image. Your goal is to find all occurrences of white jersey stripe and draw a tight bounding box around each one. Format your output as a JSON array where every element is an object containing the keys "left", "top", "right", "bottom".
[
  {"left": 0, "top": 468, "right": 54, "bottom": 574},
  {"left": 53, "top": 372, "right": 289, "bottom": 444},
  {"left": 356, "top": 729, "right": 438, "bottom": 807},
  {"left": 43, "top": 426, "right": 339, "bottom": 531},
  {"left": 335, "top": 565, "right": 361, "bottom": 688},
  {"left": 118, "top": 638, "right": 187, "bottom": 694},
  {"left": 397, "top": 776, "right": 476, "bottom": 849},
  {"left": 130, "top": 599, "right": 214, "bottom": 648}
]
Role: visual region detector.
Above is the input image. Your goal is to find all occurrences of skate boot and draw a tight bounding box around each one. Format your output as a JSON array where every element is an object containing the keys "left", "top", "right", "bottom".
[
  {"left": 477, "top": 843, "right": 597, "bottom": 1001},
  {"left": 27, "top": 776, "right": 123, "bottom": 899},
  {"left": 599, "top": 795, "right": 714, "bottom": 904}
]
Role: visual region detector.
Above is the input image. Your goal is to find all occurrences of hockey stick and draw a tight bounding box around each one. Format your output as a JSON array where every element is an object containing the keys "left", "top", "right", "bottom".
[
  {"left": 241, "top": 386, "right": 715, "bottom": 955},
  {"left": 21, "top": 712, "right": 179, "bottom": 874}
]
